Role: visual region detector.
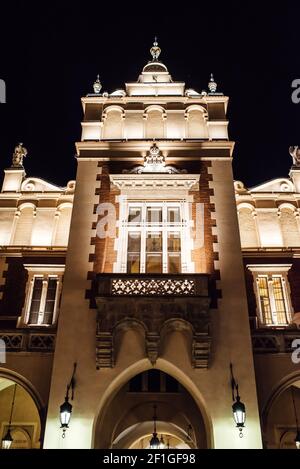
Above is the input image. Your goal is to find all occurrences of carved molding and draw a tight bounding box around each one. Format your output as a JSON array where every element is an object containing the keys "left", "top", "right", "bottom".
[
  {"left": 110, "top": 173, "right": 199, "bottom": 191},
  {"left": 0, "top": 331, "right": 56, "bottom": 352},
  {"left": 95, "top": 288, "right": 211, "bottom": 369}
]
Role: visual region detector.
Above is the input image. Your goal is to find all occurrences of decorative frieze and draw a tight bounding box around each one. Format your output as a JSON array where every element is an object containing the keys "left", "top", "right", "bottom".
[
  {"left": 0, "top": 330, "right": 56, "bottom": 352},
  {"left": 252, "top": 329, "right": 299, "bottom": 354}
]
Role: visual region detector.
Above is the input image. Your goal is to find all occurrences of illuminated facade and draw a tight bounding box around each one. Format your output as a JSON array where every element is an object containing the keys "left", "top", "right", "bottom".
[{"left": 0, "top": 42, "right": 300, "bottom": 449}]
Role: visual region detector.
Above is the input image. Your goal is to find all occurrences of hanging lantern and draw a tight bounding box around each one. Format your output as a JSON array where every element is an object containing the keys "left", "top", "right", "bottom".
[
  {"left": 232, "top": 396, "right": 246, "bottom": 437},
  {"left": 2, "top": 428, "right": 13, "bottom": 450},
  {"left": 149, "top": 404, "right": 160, "bottom": 449},
  {"left": 60, "top": 396, "right": 72, "bottom": 435},
  {"left": 2, "top": 384, "right": 17, "bottom": 449},
  {"left": 230, "top": 364, "right": 246, "bottom": 438},
  {"left": 150, "top": 432, "right": 160, "bottom": 449}
]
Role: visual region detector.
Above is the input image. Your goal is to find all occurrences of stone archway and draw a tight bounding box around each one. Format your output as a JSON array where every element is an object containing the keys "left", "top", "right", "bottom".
[
  {"left": 93, "top": 360, "right": 211, "bottom": 449},
  {"left": 0, "top": 371, "right": 43, "bottom": 449},
  {"left": 262, "top": 372, "right": 300, "bottom": 449}
]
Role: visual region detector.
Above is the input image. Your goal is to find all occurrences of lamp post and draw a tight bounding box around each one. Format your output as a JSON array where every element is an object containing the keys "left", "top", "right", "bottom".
[
  {"left": 59, "top": 363, "right": 76, "bottom": 438},
  {"left": 230, "top": 364, "right": 246, "bottom": 438},
  {"left": 2, "top": 383, "right": 17, "bottom": 450},
  {"left": 291, "top": 386, "right": 300, "bottom": 449},
  {"left": 149, "top": 405, "right": 160, "bottom": 449}
]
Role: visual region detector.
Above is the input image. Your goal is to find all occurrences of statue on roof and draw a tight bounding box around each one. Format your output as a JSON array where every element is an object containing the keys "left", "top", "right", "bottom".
[
  {"left": 289, "top": 146, "right": 300, "bottom": 167},
  {"left": 12, "top": 142, "right": 27, "bottom": 168}
]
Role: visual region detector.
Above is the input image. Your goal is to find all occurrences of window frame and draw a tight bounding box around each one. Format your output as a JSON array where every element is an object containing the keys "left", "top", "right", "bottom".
[
  {"left": 116, "top": 200, "right": 193, "bottom": 274},
  {"left": 19, "top": 264, "right": 65, "bottom": 327},
  {"left": 247, "top": 264, "right": 293, "bottom": 327}
]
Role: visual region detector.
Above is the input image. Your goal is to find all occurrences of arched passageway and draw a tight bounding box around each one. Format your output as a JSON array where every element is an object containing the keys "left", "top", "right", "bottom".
[
  {"left": 0, "top": 375, "right": 42, "bottom": 449},
  {"left": 94, "top": 368, "right": 208, "bottom": 449},
  {"left": 263, "top": 375, "right": 300, "bottom": 449}
]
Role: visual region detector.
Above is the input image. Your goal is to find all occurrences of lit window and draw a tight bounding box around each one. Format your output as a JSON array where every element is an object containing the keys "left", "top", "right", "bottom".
[
  {"left": 123, "top": 202, "right": 186, "bottom": 274},
  {"left": 21, "top": 265, "right": 64, "bottom": 327},
  {"left": 247, "top": 265, "right": 293, "bottom": 327},
  {"left": 28, "top": 276, "right": 58, "bottom": 325}
]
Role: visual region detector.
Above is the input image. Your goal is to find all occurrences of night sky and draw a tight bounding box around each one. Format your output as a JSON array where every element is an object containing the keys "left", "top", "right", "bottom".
[{"left": 0, "top": 2, "right": 299, "bottom": 188}]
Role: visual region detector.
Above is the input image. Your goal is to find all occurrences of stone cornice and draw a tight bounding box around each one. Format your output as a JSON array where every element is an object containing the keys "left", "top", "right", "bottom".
[
  {"left": 109, "top": 173, "right": 200, "bottom": 190},
  {"left": 76, "top": 140, "right": 235, "bottom": 159}
]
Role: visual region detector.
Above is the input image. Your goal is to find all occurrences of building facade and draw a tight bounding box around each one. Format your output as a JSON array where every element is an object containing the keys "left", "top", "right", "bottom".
[{"left": 0, "top": 42, "right": 300, "bottom": 449}]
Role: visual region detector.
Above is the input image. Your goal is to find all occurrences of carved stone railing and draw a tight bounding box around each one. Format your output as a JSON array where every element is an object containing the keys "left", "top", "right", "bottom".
[
  {"left": 95, "top": 273, "right": 211, "bottom": 370},
  {"left": 0, "top": 330, "right": 56, "bottom": 352},
  {"left": 97, "top": 273, "right": 209, "bottom": 297},
  {"left": 252, "top": 329, "right": 300, "bottom": 354}
]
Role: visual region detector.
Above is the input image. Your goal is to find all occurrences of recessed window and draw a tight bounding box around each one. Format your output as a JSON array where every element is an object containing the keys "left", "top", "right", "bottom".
[
  {"left": 28, "top": 276, "right": 58, "bottom": 326},
  {"left": 124, "top": 202, "right": 186, "bottom": 274},
  {"left": 22, "top": 265, "right": 64, "bottom": 327},
  {"left": 247, "top": 265, "right": 293, "bottom": 327},
  {"left": 257, "top": 275, "right": 289, "bottom": 326}
]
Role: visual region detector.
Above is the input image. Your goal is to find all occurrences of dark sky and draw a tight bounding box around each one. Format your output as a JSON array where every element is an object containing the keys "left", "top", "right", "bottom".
[{"left": 0, "top": 1, "right": 299, "bottom": 188}]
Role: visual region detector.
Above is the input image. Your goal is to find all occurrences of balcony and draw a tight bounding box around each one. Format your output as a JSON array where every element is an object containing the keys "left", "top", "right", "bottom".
[{"left": 95, "top": 273, "right": 211, "bottom": 369}]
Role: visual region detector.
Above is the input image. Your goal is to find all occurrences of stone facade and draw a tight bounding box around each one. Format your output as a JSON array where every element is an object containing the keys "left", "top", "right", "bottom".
[{"left": 0, "top": 43, "right": 299, "bottom": 449}]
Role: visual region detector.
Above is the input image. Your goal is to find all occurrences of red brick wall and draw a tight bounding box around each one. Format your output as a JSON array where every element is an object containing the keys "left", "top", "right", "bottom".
[{"left": 92, "top": 163, "right": 120, "bottom": 273}]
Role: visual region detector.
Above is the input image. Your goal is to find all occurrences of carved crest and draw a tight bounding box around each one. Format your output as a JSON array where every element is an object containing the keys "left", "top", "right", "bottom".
[{"left": 123, "top": 143, "right": 186, "bottom": 174}]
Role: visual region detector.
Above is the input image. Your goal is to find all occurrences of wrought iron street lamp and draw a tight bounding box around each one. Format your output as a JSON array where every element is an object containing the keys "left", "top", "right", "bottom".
[
  {"left": 230, "top": 364, "right": 246, "bottom": 437},
  {"left": 2, "top": 384, "right": 17, "bottom": 449},
  {"left": 232, "top": 395, "right": 246, "bottom": 436},
  {"left": 59, "top": 363, "right": 76, "bottom": 438},
  {"left": 60, "top": 396, "right": 72, "bottom": 434}
]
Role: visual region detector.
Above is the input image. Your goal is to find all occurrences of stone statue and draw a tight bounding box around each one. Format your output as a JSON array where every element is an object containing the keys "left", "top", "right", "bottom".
[
  {"left": 12, "top": 143, "right": 27, "bottom": 167},
  {"left": 289, "top": 146, "right": 300, "bottom": 167}
]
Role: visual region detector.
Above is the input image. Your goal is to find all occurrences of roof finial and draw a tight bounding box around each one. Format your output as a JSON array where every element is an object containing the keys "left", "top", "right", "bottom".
[
  {"left": 93, "top": 74, "right": 102, "bottom": 94},
  {"left": 150, "top": 37, "right": 161, "bottom": 61},
  {"left": 208, "top": 73, "right": 217, "bottom": 94}
]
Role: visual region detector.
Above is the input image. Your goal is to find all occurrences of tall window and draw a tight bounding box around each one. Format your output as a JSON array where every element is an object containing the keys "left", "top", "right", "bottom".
[
  {"left": 124, "top": 202, "right": 185, "bottom": 274},
  {"left": 248, "top": 265, "right": 293, "bottom": 327},
  {"left": 28, "top": 276, "right": 59, "bottom": 325},
  {"left": 22, "top": 265, "right": 64, "bottom": 327}
]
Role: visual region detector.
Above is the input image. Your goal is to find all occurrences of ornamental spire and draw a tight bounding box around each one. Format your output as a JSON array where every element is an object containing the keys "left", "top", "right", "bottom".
[
  {"left": 150, "top": 37, "right": 161, "bottom": 61},
  {"left": 208, "top": 73, "right": 217, "bottom": 93},
  {"left": 93, "top": 74, "right": 102, "bottom": 94}
]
